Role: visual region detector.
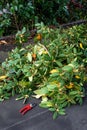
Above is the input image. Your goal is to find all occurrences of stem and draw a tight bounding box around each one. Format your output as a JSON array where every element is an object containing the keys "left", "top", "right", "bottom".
[
  {"left": 13, "top": 13, "right": 19, "bottom": 30},
  {"left": 32, "top": 0, "right": 35, "bottom": 29}
]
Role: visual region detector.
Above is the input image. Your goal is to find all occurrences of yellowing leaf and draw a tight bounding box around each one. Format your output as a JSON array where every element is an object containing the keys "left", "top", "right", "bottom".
[
  {"left": 33, "top": 95, "right": 42, "bottom": 99},
  {"left": 27, "top": 52, "right": 32, "bottom": 62},
  {"left": 0, "top": 40, "right": 7, "bottom": 44},
  {"left": 36, "top": 34, "right": 42, "bottom": 40},
  {"left": 84, "top": 77, "right": 87, "bottom": 81},
  {"left": 46, "top": 102, "right": 53, "bottom": 107},
  {"left": 75, "top": 75, "right": 80, "bottom": 79},
  {"left": 42, "top": 96, "right": 48, "bottom": 102},
  {"left": 29, "top": 76, "right": 33, "bottom": 82},
  {"left": 65, "top": 82, "right": 74, "bottom": 89},
  {"left": 50, "top": 69, "right": 58, "bottom": 74},
  {"left": 20, "top": 34, "right": 24, "bottom": 38},
  {"left": 42, "top": 51, "right": 48, "bottom": 54},
  {"left": 32, "top": 53, "right": 36, "bottom": 60},
  {"left": 79, "top": 43, "right": 84, "bottom": 49},
  {"left": 0, "top": 75, "right": 7, "bottom": 80}
]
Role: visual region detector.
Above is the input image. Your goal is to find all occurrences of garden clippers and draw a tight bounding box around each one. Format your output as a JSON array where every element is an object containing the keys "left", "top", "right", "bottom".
[{"left": 19, "top": 103, "right": 37, "bottom": 115}]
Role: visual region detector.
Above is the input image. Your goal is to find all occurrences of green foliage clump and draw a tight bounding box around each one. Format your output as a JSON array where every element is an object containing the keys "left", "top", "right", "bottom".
[
  {"left": 0, "top": 23, "right": 87, "bottom": 119},
  {"left": 0, "top": 0, "right": 87, "bottom": 36},
  {"left": 0, "top": 0, "right": 34, "bottom": 36}
]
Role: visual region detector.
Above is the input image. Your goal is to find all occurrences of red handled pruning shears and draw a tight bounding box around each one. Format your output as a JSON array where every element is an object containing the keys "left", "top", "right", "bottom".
[{"left": 19, "top": 103, "right": 37, "bottom": 115}]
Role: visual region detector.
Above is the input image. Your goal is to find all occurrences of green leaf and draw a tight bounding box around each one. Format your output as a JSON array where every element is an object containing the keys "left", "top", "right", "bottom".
[
  {"left": 56, "top": 61, "right": 63, "bottom": 67},
  {"left": 53, "top": 111, "right": 58, "bottom": 119},
  {"left": 78, "top": 98, "right": 83, "bottom": 105},
  {"left": 58, "top": 110, "right": 65, "bottom": 115},
  {"left": 50, "top": 73, "right": 59, "bottom": 77},
  {"left": 4, "top": 96, "right": 9, "bottom": 100},
  {"left": 69, "top": 91, "right": 78, "bottom": 96},
  {"left": 34, "top": 87, "right": 48, "bottom": 95},
  {"left": 14, "top": 6, "right": 18, "bottom": 11},
  {"left": 40, "top": 101, "right": 53, "bottom": 108},
  {"left": 34, "top": 61, "right": 42, "bottom": 67},
  {"left": 49, "top": 108, "right": 55, "bottom": 112},
  {"left": 19, "top": 81, "right": 29, "bottom": 87},
  {"left": 47, "top": 85, "right": 57, "bottom": 91},
  {"left": 12, "top": 89, "right": 15, "bottom": 96},
  {"left": 27, "top": 53, "right": 32, "bottom": 62},
  {"left": 59, "top": 54, "right": 65, "bottom": 57},
  {"left": 63, "top": 101, "right": 68, "bottom": 107},
  {"left": 73, "top": 48, "right": 77, "bottom": 54},
  {"left": 39, "top": 103, "right": 48, "bottom": 108},
  {"left": 62, "top": 65, "right": 73, "bottom": 72},
  {"left": 0, "top": 98, "right": 4, "bottom": 102},
  {"left": 22, "top": 27, "right": 26, "bottom": 34}
]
